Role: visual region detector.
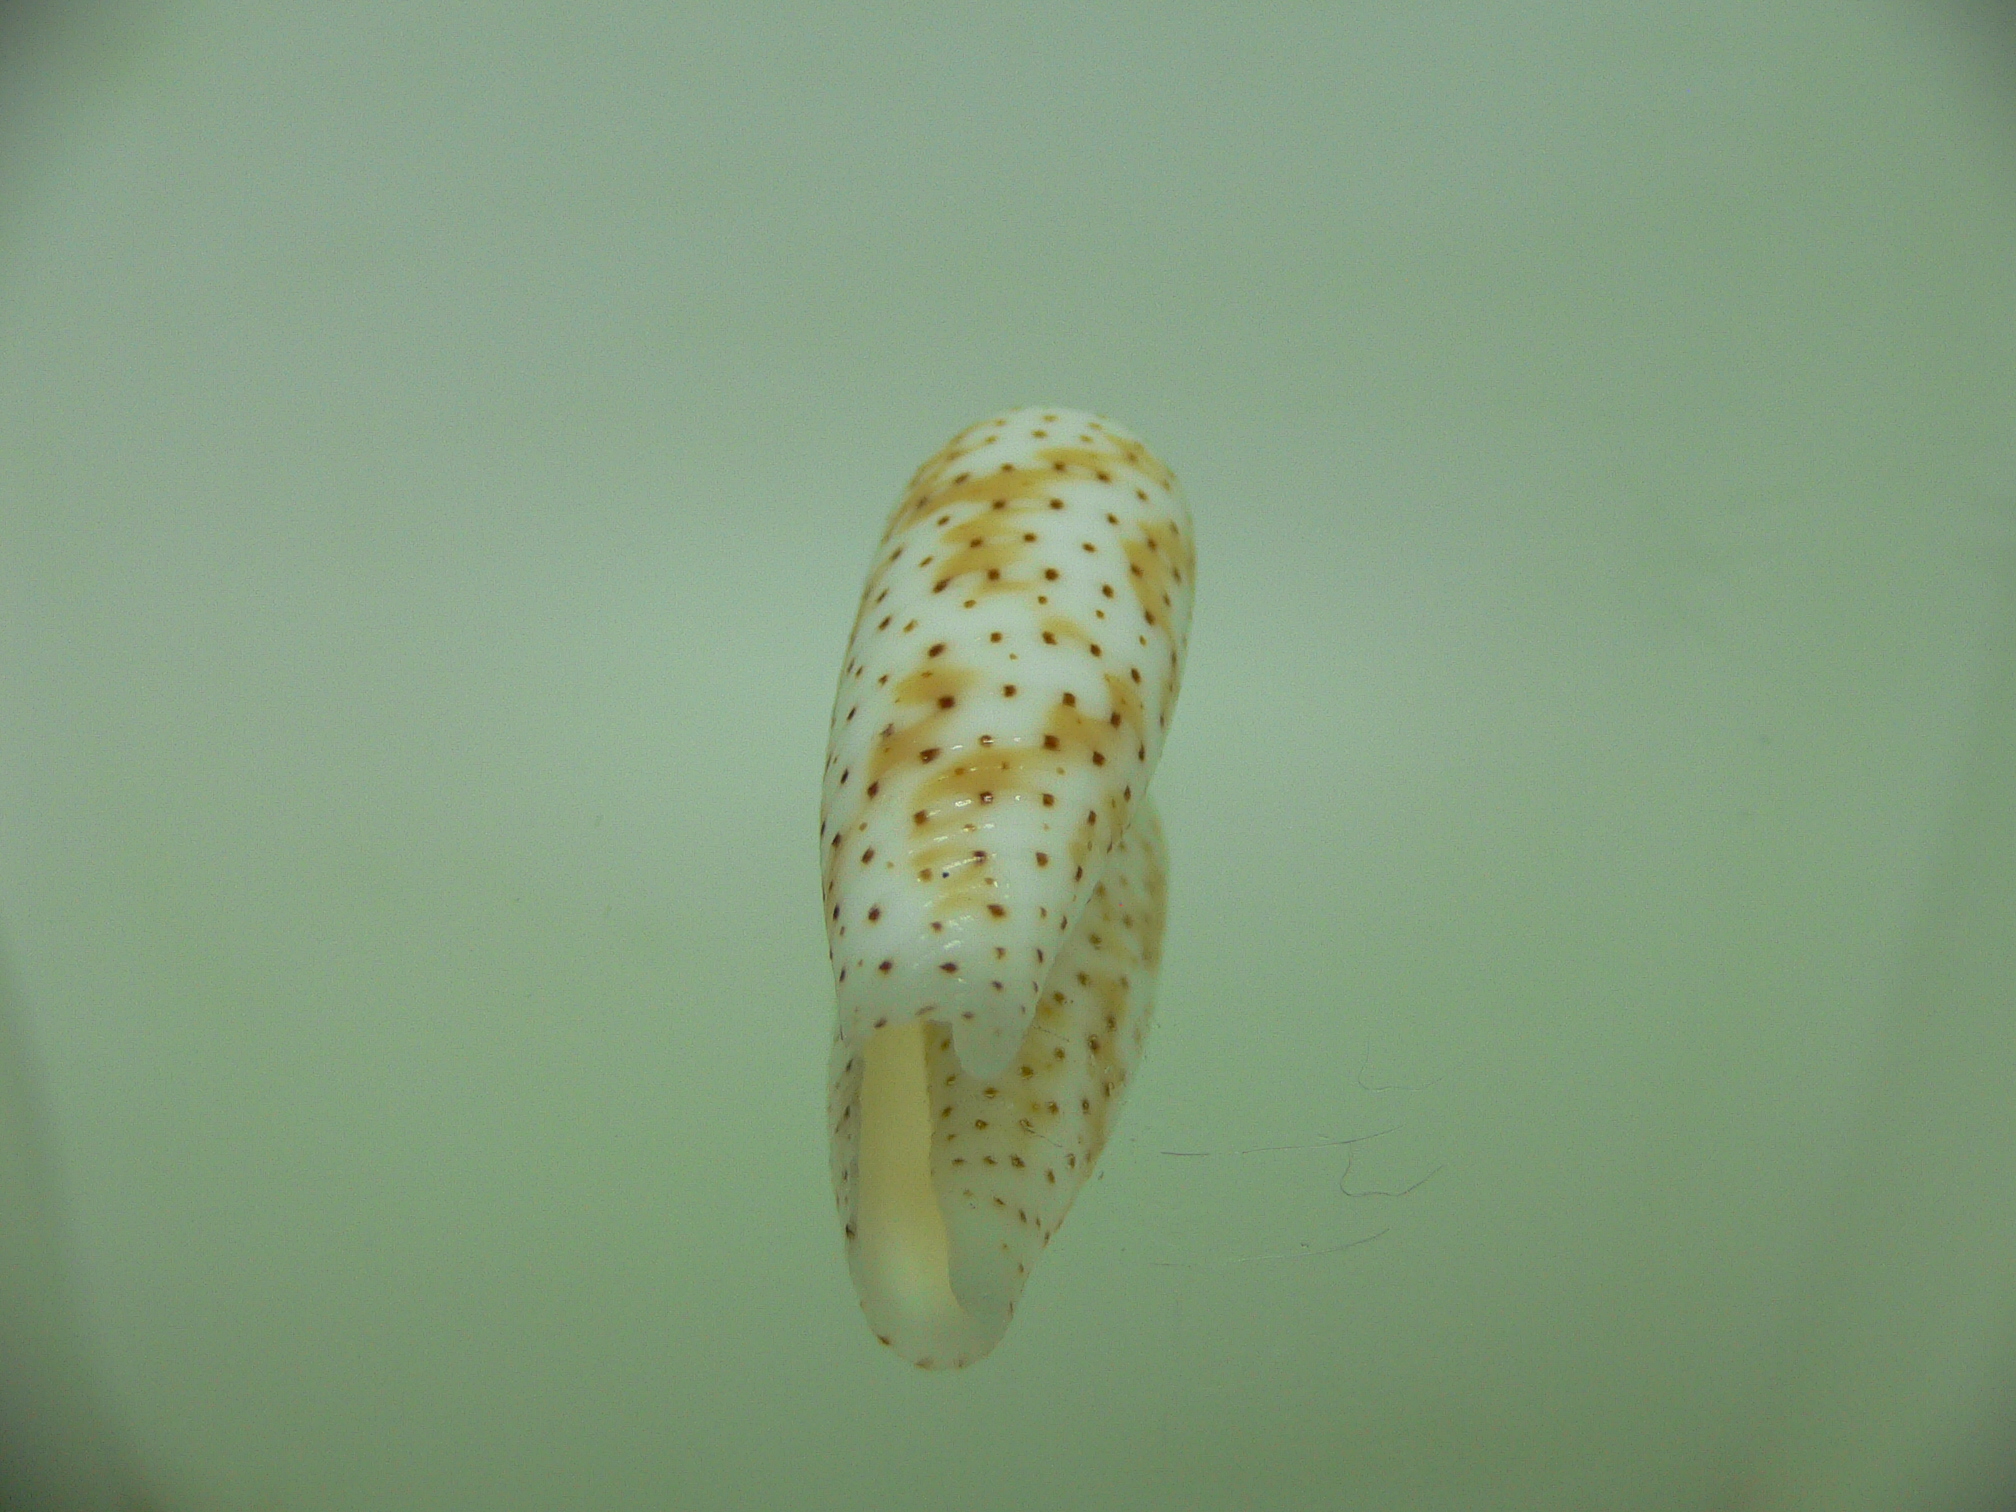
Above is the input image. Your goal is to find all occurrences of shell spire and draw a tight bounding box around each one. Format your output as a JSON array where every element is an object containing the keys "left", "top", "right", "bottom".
[{"left": 821, "top": 407, "right": 1194, "bottom": 1368}]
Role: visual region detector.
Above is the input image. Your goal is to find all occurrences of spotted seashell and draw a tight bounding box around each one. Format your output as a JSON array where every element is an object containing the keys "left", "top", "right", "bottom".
[{"left": 821, "top": 406, "right": 1194, "bottom": 1368}]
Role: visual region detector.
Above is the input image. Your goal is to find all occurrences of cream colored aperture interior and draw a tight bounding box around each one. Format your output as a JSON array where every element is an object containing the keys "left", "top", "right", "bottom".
[{"left": 853, "top": 1021, "right": 974, "bottom": 1358}]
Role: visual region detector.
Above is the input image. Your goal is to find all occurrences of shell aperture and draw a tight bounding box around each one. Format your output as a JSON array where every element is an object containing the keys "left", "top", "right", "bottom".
[{"left": 821, "top": 406, "right": 1193, "bottom": 1368}]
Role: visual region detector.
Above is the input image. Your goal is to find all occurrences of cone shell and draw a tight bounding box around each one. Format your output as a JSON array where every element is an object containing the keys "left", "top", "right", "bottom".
[{"left": 821, "top": 407, "right": 1193, "bottom": 1368}]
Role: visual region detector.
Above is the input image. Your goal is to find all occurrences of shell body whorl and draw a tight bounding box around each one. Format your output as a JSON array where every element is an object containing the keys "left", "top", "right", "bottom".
[{"left": 821, "top": 406, "right": 1193, "bottom": 1368}]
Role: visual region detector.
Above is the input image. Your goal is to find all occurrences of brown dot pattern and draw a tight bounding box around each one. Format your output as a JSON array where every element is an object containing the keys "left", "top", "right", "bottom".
[
  {"left": 820, "top": 406, "right": 1194, "bottom": 1080},
  {"left": 826, "top": 798, "right": 1170, "bottom": 1369},
  {"left": 820, "top": 406, "right": 1195, "bottom": 1370}
]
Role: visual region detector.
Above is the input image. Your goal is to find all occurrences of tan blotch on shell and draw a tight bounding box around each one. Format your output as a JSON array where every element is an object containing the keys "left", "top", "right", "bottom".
[{"left": 820, "top": 406, "right": 1194, "bottom": 1368}]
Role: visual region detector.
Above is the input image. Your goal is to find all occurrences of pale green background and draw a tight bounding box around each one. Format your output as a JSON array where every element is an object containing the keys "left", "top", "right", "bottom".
[{"left": 3, "top": 4, "right": 2015, "bottom": 1510}]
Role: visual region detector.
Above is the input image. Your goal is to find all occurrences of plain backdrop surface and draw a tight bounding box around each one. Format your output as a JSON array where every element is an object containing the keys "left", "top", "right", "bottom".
[{"left": 2, "top": 4, "right": 2015, "bottom": 1510}]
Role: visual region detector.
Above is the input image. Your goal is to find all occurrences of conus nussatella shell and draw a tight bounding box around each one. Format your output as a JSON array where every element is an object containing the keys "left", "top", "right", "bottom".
[{"left": 821, "top": 406, "right": 1194, "bottom": 1368}]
